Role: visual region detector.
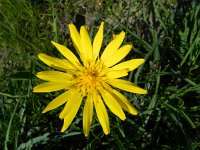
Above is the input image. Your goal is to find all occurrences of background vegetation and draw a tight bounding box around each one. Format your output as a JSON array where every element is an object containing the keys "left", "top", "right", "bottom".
[{"left": 0, "top": 0, "right": 199, "bottom": 149}]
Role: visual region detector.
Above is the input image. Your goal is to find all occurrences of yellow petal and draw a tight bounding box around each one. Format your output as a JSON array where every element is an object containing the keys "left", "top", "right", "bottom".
[
  {"left": 36, "top": 71, "right": 73, "bottom": 82},
  {"left": 59, "top": 91, "right": 82, "bottom": 119},
  {"left": 33, "top": 82, "right": 71, "bottom": 93},
  {"left": 111, "top": 59, "right": 145, "bottom": 72},
  {"left": 99, "top": 89, "right": 126, "bottom": 120},
  {"left": 83, "top": 94, "right": 93, "bottom": 137},
  {"left": 68, "top": 24, "right": 82, "bottom": 54},
  {"left": 93, "top": 22, "right": 104, "bottom": 60},
  {"left": 110, "top": 89, "right": 138, "bottom": 115},
  {"left": 107, "top": 69, "right": 128, "bottom": 79},
  {"left": 42, "top": 90, "right": 75, "bottom": 113},
  {"left": 107, "top": 79, "right": 147, "bottom": 94},
  {"left": 101, "top": 31, "right": 125, "bottom": 61},
  {"left": 62, "top": 59, "right": 76, "bottom": 70},
  {"left": 94, "top": 92, "right": 110, "bottom": 135},
  {"left": 51, "top": 41, "right": 80, "bottom": 67},
  {"left": 38, "top": 53, "right": 71, "bottom": 71},
  {"left": 60, "top": 92, "right": 82, "bottom": 132},
  {"left": 80, "top": 26, "right": 93, "bottom": 60},
  {"left": 104, "top": 45, "right": 132, "bottom": 67}
]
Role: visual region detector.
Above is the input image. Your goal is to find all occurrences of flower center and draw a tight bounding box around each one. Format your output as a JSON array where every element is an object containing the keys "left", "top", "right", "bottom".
[{"left": 76, "top": 60, "right": 106, "bottom": 95}]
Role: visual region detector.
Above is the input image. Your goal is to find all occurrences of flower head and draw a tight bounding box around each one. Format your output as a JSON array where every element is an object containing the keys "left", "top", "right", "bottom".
[{"left": 33, "top": 22, "right": 147, "bottom": 136}]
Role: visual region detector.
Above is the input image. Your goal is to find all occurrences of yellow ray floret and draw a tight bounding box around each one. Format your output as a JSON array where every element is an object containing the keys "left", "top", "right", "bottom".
[
  {"left": 99, "top": 88, "right": 126, "bottom": 120},
  {"left": 101, "top": 31, "right": 125, "bottom": 61},
  {"left": 83, "top": 94, "right": 94, "bottom": 137},
  {"left": 107, "top": 79, "right": 147, "bottom": 94},
  {"left": 42, "top": 89, "right": 75, "bottom": 113},
  {"left": 33, "top": 22, "right": 147, "bottom": 137},
  {"left": 51, "top": 41, "right": 80, "bottom": 67},
  {"left": 93, "top": 92, "right": 110, "bottom": 135},
  {"left": 61, "top": 92, "right": 82, "bottom": 132},
  {"left": 104, "top": 44, "right": 132, "bottom": 67},
  {"left": 36, "top": 71, "right": 73, "bottom": 82},
  {"left": 80, "top": 26, "right": 93, "bottom": 60},
  {"left": 93, "top": 22, "right": 104, "bottom": 61}
]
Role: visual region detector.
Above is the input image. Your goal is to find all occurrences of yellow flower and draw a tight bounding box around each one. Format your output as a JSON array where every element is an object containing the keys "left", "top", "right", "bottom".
[{"left": 33, "top": 22, "right": 147, "bottom": 137}]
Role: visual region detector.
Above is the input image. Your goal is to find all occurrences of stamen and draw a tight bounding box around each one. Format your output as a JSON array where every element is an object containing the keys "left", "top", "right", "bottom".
[{"left": 76, "top": 61, "right": 106, "bottom": 96}]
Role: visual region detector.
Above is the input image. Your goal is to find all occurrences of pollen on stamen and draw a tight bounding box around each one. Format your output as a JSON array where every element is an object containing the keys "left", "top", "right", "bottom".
[{"left": 76, "top": 63, "right": 105, "bottom": 96}]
